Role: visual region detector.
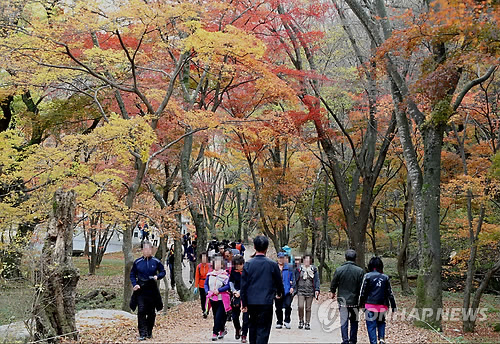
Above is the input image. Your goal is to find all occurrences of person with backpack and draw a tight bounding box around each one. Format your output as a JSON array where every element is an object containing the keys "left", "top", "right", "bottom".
[
  {"left": 205, "top": 254, "right": 231, "bottom": 341},
  {"left": 330, "top": 249, "right": 365, "bottom": 344},
  {"left": 294, "top": 254, "right": 320, "bottom": 330},
  {"left": 359, "top": 256, "right": 397, "bottom": 344},
  {"left": 275, "top": 252, "right": 295, "bottom": 330},
  {"left": 194, "top": 251, "right": 212, "bottom": 318},
  {"left": 229, "top": 255, "right": 249, "bottom": 343},
  {"left": 236, "top": 239, "right": 246, "bottom": 257}
]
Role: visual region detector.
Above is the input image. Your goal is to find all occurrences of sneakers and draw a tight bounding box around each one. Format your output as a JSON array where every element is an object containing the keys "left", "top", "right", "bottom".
[
  {"left": 284, "top": 322, "right": 291, "bottom": 329},
  {"left": 212, "top": 333, "right": 218, "bottom": 341},
  {"left": 203, "top": 311, "right": 208, "bottom": 319},
  {"left": 305, "top": 323, "right": 311, "bottom": 330},
  {"left": 276, "top": 323, "right": 283, "bottom": 329},
  {"left": 218, "top": 331, "right": 225, "bottom": 339},
  {"left": 298, "top": 321, "right": 304, "bottom": 329},
  {"left": 235, "top": 329, "right": 241, "bottom": 340},
  {"left": 138, "top": 337, "right": 146, "bottom": 341},
  {"left": 379, "top": 340, "right": 386, "bottom": 344},
  {"left": 241, "top": 335, "right": 247, "bottom": 343}
]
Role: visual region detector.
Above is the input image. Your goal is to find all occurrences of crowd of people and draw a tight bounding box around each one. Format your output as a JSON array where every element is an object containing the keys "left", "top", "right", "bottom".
[{"left": 129, "top": 235, "right": 396, "bottom": 344}]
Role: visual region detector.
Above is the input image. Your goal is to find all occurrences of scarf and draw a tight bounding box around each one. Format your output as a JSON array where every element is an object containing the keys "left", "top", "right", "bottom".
[{"left": 302, "top": 265, "right": 314, "bottom": 280}]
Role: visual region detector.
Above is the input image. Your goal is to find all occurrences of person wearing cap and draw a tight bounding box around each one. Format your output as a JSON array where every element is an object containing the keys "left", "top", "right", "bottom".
[
  {"left": 275, "top": 252, "right": 295, "bottom": 329},
  {"left": 281, "top": 245, "right": 292, "bottom": 260}
]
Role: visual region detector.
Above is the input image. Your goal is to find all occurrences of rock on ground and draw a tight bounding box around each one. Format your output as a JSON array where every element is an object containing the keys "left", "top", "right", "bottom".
[{"left": 0, "top": 309, "right": 136, "bottom": 344}]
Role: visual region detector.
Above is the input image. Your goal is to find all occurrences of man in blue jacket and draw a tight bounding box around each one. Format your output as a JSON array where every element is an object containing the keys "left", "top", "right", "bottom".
[
  {"left": 275, "top": 252, "right": 295, "bottom": 329},
  {"left": 130, "top": 241, "right": 166, "bottom": 341},
  {"left": 241, "top": 236, "right": 284, "bottom": 344}
]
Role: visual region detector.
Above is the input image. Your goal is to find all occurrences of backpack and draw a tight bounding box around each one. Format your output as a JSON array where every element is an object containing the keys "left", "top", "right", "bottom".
[{"left": 236, "top": 243, "right": 242, "bottom": 251}]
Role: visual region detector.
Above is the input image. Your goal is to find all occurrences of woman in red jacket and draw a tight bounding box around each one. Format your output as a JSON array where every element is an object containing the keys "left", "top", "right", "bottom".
[{"left": 194, "top": 252, "right": 212, "bottom": 318}]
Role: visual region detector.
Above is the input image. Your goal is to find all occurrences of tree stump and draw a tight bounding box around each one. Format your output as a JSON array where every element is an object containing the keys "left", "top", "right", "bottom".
[{"left": 33, "top": 189, "right": 80, "bottom": 341}]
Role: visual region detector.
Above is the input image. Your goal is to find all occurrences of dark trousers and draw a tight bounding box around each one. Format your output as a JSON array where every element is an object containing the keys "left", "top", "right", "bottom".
[
  {"left": 137, "top": 293, "right": 156, "bottom": 337},
  {"left": 275, "top": 293, "right": 292, "bottom": 325},
  {"left": 339, "top": 306, "right": 359, "bottom": 344},
  {"left": 232, "top": 306, "right": 249, "bottom": 336},
  {"left": 210, "top": 299, "right": 227, "bottom": 335},
  {"left": 199, "top": 288, "right": 207, "bottom": 313},
  {"left": 247, "top": 304, "right": 273, "bottom": 344},
  {"left": 168, "top": 263, "right": 175, "bottom": 288}
]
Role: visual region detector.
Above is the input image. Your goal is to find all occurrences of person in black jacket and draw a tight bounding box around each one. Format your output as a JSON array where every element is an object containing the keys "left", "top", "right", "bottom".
[
  {"left": 330, "top": 249, "right": 365, "bottom": 344},
  {"left": 130, "top": 241, "right": 166, "bottom": 341},
  {"left": 241, "top": 236, "right": 284, "bottom": 344},
  {"left": 359, "top": 256, "right": 397, "bottom": 344},
  {"left": 230, "top": 254, "right": 249, "bottom": 342}
]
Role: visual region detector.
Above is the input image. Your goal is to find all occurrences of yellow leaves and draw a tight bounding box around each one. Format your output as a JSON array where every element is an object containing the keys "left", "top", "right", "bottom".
[
  {"left": 81, "top": 46, "right": 127, "bottom": 69},
  {"left": 89, "top": 114, "right": 156, "bottom": 163},
  {"left": 183, "top": 25, "right": 265, "bottom": 61},
  {"left": 0, "top": 115, "right": 157, "bottom": 228}
]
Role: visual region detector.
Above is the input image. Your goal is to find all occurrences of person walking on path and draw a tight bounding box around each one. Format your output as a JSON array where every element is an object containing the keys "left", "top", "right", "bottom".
[
  {"left": 359, "top": 256, "right": 397, "bottom": 344},
  {"left": 187, "top": 240, "right": 197, "bottom": 283},
  {"left": 330, "top": 249, "right": 365, "bottom": 344},
  {"left": 194, "top": 251, "right": 212, "bottom": 318},
  {"left": 129, "top": 241, "right": 166, "bottom": 341},
  {"left": 224, "top": 248, "right": 234, "bottom": 274},
  {"left": 236, "top": 239, "right": 246, "bottom": 257},
  {"left": 167, "top": 244, "right": 175, "bottom": 289},
  {"left": 294, "top": 254, "right": 320, "bottom": 330},
  {"left": 182, "top": 232, "right": 191, "bottom": 259},
  {"left": 230, "top": 255, "right": 250, "bottom": 343},
  {"left": 205, "top": 254, "right": 231, "bottom": 341},
  {"left": 275, "top": 252, "right": 295, "bottom": 330},
  {"left": 241, "top": 236, "right": 284, "bottom": 344}
]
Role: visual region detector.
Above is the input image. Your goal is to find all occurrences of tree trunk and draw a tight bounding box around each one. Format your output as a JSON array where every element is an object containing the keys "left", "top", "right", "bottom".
[
  {"left": 89, "top": 225, "right": 97, "bottom": 275},
  {"left": 122, "top": 159, "right": 147, "bottom": 311},
  {"left": 0, "top": 94, "right": 14, "bottom": 132},
  {"left": 397, "top": 180, "right": 413, "bottom": 295},
  {"left": 236, "top": 189, "right": 242, "bottom": 241},
  {"left": 464, "top": 258, "right": 500, "bottom": 332},
  {"left": 174, "top": 231, "right": 191, "bottom": 301},
  {"left": 462, "top": 204, "right": 486, "bottom": 332},
  {"left": 348, "top": 223, "right": 367, "bottom": 269},
  {"left": 155, "top": 235, "right": 170, "bottom": 314},
  {"left": 414, "top": 126, "right": 444, "bottom": 330},
  {"left": 33, "top": 189, "right": 80, "bottom": 341},
  {"left": 180, "top": 129, "right": 207, "bottom": 266}
]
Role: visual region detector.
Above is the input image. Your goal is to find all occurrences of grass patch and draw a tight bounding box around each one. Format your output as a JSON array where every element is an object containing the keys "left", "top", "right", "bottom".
[{"left": 0, "top": 280, "right": 32, "bottom": 326}]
